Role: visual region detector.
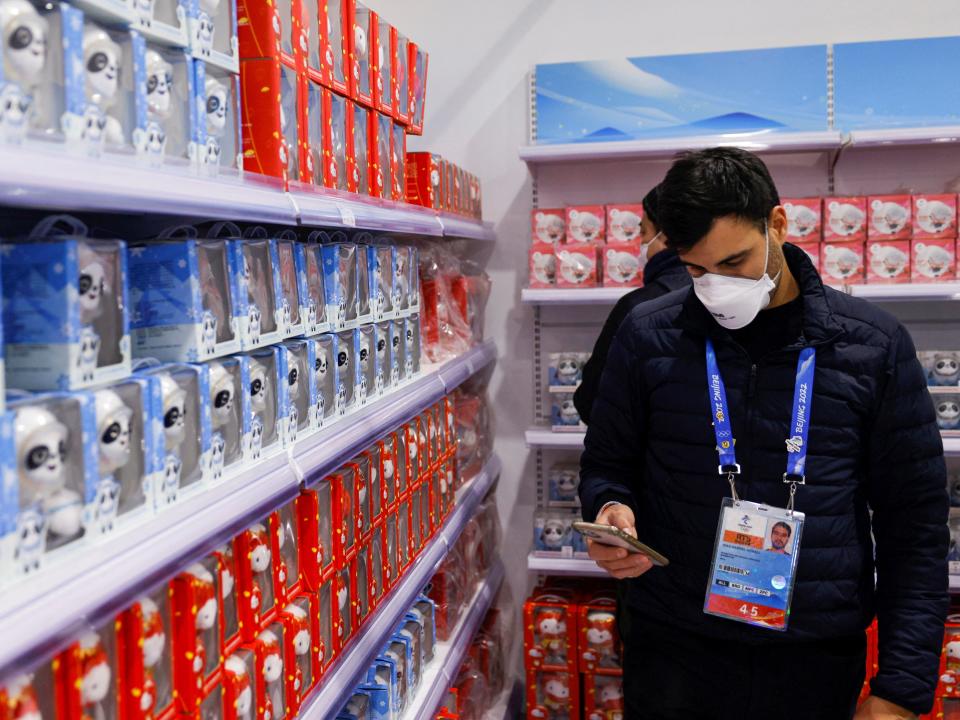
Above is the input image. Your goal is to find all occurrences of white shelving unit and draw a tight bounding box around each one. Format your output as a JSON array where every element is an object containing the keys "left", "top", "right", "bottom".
[
  {"left": 521, "top": 287, "right": 633, "bottom": 305},
  {"left": 525, "top": 427, "right": 585, "bottom": 449},
  {"left": 847, "top": 125, "right": 960, "bottom": 149},
  {"left": 399, "top": 561, "right": 506, "bottom": 720},
  {"left": 300, "top": 456, "right": 502, "bottom": 720},
  {"left": 0, "top": 144, "right": 492, "bottom": 238},
  {"left": 0, "top": 341, "right": 497, "bottom": 678},
  {"left": 527, "top": 554, "right": 606, "bottom": 577}
]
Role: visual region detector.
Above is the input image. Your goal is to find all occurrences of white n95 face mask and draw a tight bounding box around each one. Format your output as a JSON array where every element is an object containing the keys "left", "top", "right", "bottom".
[{"left": 692, "top": 225, "right": 780, "bottom": 330}]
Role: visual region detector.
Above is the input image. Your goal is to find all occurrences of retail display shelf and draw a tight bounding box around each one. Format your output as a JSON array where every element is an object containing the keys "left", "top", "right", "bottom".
[
  {"left": 402, "top": 560, "right": 506, "bottom": 720},
  {"left": 0, "top": 342, "right": 498, "bottom": 678},
  {"left": 301, "top": 455, "right": 502, "bottom": 720},
  {"left": 525, "top": 427, "right": 586, "bottom": 448},
  {"left": 0, "top": 144, "right": 297, "bottom": 224},
  {"left": 521, "top": 287, "right": 633, "bottom": 305},
  {"left": 437, "top": 212, "right": 497, "bottom": 242},
  {"left": 527, "top": 554, "right": 607, "bottom": 577},
  {"left": 289, "top": 183, "right": 444, "bottom": 236},
  {"left": 846, "top": 283, "right": 960, "bottom": 301},
  {"left": 518, "top": 130, "right": 844, "bottom": 164},
  {"left": 846, "top": 125, "right": 960, "bottom": 149},
  {"left": 945, "top": 437, "right": 960, "bottom": 456}
]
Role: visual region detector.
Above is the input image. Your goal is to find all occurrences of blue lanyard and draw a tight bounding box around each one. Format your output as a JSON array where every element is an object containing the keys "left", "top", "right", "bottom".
[{"left": 705, "top": 339, "right": 816, "bottom": 508}]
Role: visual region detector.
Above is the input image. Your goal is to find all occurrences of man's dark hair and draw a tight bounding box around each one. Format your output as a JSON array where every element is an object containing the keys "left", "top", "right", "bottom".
[
  {"left": 657, "top": 147, "right": 780, "bottom": 252},
  {"left": 642, "top": 184, "right": 661, "bottom": 229},
  {"left": 772, "top": 521, "right": 792, "bottom": 537}
]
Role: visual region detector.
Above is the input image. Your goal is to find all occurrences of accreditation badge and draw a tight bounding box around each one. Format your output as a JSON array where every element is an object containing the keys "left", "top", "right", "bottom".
[{"left": 704, "top": 498, "right": 805, "bottom": 631}]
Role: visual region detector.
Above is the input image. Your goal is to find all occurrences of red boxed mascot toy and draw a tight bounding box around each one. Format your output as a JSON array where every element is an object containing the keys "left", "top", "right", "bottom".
[
  {"left": 566, "top": 206, "right": 605, "bottom": 244},
  {"left": 532, "top": 209, "right": 566, "bottom": 245},
  {"left": 117, "top": 591, "right": 176, "bottom": 720},
  {"left": 912, "top": 238, "right": 957, "bottom": 282},
  {"left": 868, "top": 195, "right": 913, "bottom": 240},
  {"left": 821, "top": 242, "right": 865, "bottom": 287},
  {"left": 914, "top": 194, "right": 958, "bottom": 240},
  {"left": 606, "top": 204, "right": 643, "bottom": 244},
  {"left": 823, "top": 196, "right": 868, "bottom": 243},
  {"left": 241, "top": 59, "right": 306, "bottom": 185},
  {"left": 783, "top": 198, "right": 822, "bottom": 242},
  {"left": 555, "top": 244, "right": 599, "bottom": 288},
  {"left": 866, "top": 240, "right": 911, "bottom": 284},
  {"left": 602, "top": 243, "right": 643, "bottom": 288}
]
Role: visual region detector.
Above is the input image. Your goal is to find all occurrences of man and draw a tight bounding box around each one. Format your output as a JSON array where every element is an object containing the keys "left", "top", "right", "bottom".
[
  {"left": 574, "top": 184, "right": 690, "bottom": 423},
  {"left": 768, "top": 521, "right": 792, "bottom": 554},
  {"left": 579, "top": 147, "right": 947, "bottom": 719}
]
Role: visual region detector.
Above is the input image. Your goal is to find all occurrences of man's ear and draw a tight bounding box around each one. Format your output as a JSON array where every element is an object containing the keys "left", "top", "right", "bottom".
[{"left": 769, "top": 205, "right": 789, "bottom": 242}]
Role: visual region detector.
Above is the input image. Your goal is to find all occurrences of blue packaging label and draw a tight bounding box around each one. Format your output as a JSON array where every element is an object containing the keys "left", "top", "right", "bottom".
[
  {"left": 313, "top": 333, "right": 337, "bottom": 426},
  {"left": 0, "top": 411, "right": 17, "bottom": 583},
  {"left": 131, "top": 31, "right": 148, "bottom": 134},
  {"left": 2, "top": 241, "right": 77, "bottom": 344},
  {"left": 335, "top": 330, "right": 354, "bottom": 415}
]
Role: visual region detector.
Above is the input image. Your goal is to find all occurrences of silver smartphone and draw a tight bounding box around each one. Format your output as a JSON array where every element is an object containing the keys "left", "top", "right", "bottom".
[{"left": 573, "top": 521, "right": 670, "bottom": 567}]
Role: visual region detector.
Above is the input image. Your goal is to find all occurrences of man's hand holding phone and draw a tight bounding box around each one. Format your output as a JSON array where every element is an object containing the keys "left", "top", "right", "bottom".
[{"left": 587, "top": 503, "right": 654, "bottom": 579}]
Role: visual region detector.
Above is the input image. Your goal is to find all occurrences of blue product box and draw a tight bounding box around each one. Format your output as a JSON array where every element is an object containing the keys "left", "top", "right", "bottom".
[
  {"left": 9, "top": 391, "right": 98, "bottom": 573},
  {"left": 356, "top": 325, "right": 376, "bottom": 408},
  {"left": 322, "top": 243, "right": 359, "bottom": 331},
  {"left": 355, "top": 240, "right": 371, "bottom": 328},
  {"left": 200, "top": 354, "right": 249, "bottom": 482},
  {"left": 88, "top": 375, "right": 164, "bottom": 534},
  {"left": 403, "top": 315, "right": 420, "bottom": 380},
  {"left": 312, "top": 333, "right": 336, "bottom": 429},
  {"left": 69, "top": 0, "right": 133, "bottom": 27},
  {"left": 142, "top": 42, "right": 201, "bottom": 167},
  {"left": 392, "top": 246, "right": 409, "bottom": 316},
  {"left": 2, "top": 236, "right": 131, "bottom": 391},
  {"left": 184, "top": 0, "right": 237, "bottom": 72},
  {"left": 547, "top": 352, "right": 588, "bottom": 388},
  {"left": 228, "top": 237, "right": 285, "bottom": 349},
  {"left": 132, "top": 0, "right": 189, "bottom": 46},
  {"left": 368, "top": 245, "right": 394, "bottom": 322},
  {"left": 390, "top": 321, "right": 403, "bottom": 385},
  {"left": 398, "top": 612, "right": 424, "bottom": 687},
  {"left": 383, "top": 633, "right": 414, "bottom": 710},
  {"left": 129, "top": 238, "right": 241, "bottom": 362},
  {"left": 300, "top": 242, "right": 330, "bottom": 336},
  {"left": 367, "top": 656, "right": 400, "bottom": 719},
  {"left": 283, "top": 339, "right": 318, "bottom": 443},
  {"left": 276, "top": 235, "right": 307, "bottom": 339},
  {"left": 551, "top": 392, "right": 583, "bottom": 431},
  {"left": 407, "top": 246, "right": 419, "bottom": 313},
  {"left": 353, "top": 685, "right": 390, "bottom": 720},
  {"left": 137, "top": 362, "right": 211, "bottom": 505},
  {"left": 335, "top": 329, "right": 357, "bottom": 417},
  {"left": 412, "top": 595, "right": 436, "bottom": 664},
  {"left": 533, "top": 511, "right": 574, "bottom": 554},
  {"left": 547, "top": 462, "right": 580, "bottom": 506},
  {"left": 193, "top": 59, "right": 241, "bottom": 174},
  {"left": 373, "top": 322, "right": 391, "bottom": 396},
  {"left": 243, "top": 345, "right": 287, "bottom": 456},
  {"left": 0, "top": 411, "right": 18, "bottom": 583}
]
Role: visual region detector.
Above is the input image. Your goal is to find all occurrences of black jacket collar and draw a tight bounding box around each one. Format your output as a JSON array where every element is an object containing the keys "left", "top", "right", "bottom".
[
  {"left": 643, "top": 248, "right": 687, "bottom": 287},
  {"left": 678, "top": 242, "right": 845, "bottom": 347}
]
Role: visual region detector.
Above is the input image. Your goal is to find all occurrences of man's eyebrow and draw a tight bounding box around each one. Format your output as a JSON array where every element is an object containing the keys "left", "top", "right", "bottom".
[{"left": 717, "top": 249, "right": 751, "bottom": 265}]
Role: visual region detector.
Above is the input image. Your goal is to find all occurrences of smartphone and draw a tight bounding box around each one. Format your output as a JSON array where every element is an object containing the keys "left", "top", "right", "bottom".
[{"left": 572, "top": 521, "right": 670, "bottom": 567}]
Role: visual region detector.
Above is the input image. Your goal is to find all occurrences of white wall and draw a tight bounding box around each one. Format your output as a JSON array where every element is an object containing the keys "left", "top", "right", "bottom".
[{"left": 374, "top": 0, "right": 960, "bottom": 671}]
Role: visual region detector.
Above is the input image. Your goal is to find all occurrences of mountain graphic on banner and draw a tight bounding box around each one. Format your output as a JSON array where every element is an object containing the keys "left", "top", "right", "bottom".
[{"left": 687, "top": 112, "right": 786, "bottom": 131}]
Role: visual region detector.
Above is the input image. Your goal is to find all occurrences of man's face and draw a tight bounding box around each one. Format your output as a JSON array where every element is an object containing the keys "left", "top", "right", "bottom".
[
  {"left": 771, "top": 524, "right": 790, "bottom": 551},
  {"left": 678, "top": 207, "right": 788, "bottom": 280}
]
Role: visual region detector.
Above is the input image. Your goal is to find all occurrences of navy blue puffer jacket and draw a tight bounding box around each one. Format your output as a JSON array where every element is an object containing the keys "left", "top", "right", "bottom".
[{"left": 579, "top": 243, "right": 949, "bottom": 714}]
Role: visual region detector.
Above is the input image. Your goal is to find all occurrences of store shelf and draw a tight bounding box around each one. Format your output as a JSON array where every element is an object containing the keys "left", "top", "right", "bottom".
[
  {"left": 301, "top": 454, "right": 502, "bottom": 720},
  {"left": 401, "top": 560, "right": 506, "bottom": 720},
  {"left": 847, "top": 283, "right": 960, "bottom": 302},
  {"left": 847, "top": 125, "right": 960, "bottom": 149},
  {"left": 437, "top": 213, "right": 496, "bottom": 242},
  {"left": 289, "top": 182, "right": 443, "bottom": 236},
  {"left": 521, "top": 287, "right": 634, "bottom": 305},
  {"left": 0, "top": 144, "right": 297, "bottom": 224},
  {"left": 945, "top": 436, "right": 960, "bottom": 456},
  {"left": 525, "top": 427, "right": 586, "bottom": 448},
  {"left": 519, "top": 130, "right": 844, "bottom": 164},
  {"left": 527, "top": 554, "right": 607, "bottom": 577},
  {"left": 0, "top": 341, "right": 497, "bottom": 678}
]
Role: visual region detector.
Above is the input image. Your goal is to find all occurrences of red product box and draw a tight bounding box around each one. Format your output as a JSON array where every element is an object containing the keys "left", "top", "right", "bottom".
[
  {"left": 252, "top": 625, "right": 286, "bottom": 720},
  {"left": 396, "top": 497, "right": 413, "bottom": 572},
  {"left": 524, "top": 588, "right": 578, "bottom": 671},
  {"left": 390, "top": 121, "right": 406, "bottom": 201},
  {"left": 606, "top": 204, "right": 644, "bottom": 244},
  {"left": 351, "top": 103, "right": 371, "bottom": 194},
  {"left": 369, "top": 111, "right": 391, "bottom": 198},
  {"left": 279, "top": 596, "right": 319, "bottom": 713},
  {"left": 324, "top": 91, "right": 353, "bottom": 192},
  {"left": 383, "top": 512, "right": 400, "bottom": 590},
  {"left": 351, "top": 549, "right": 372, "bottom": 624},
  {"left": 297, "top": 482, "right": 336, "bottom": 591},
  {"left": 823, "top": 197, "right": 868, "bottom": 243},
  {"left": 172, "top": 559, "right": 224, "bottom": 712},
  {"left": 939, "top": 623, "right": 960, "bottom": 697},
  {"left": 391, "top": 28, "right": 410, "bottom": 125},
  {"left": 405, "top": 419, "right": 425, "bottom": 484},
  {"left": 556, "top": 244, "right": 599, "bottom": 288},
  {"left": 529, "top": 243, "right": 557, "bottom": 288},
  {"left": 783, "top": 198, "right": 822, "bottom": 241},
  {"left": 525, "top": 670, "right": 579, "bottom": 720},
  {"left": 59, "top": 622, "right": 120, "bottom": 720},
  {"left": 407, "top": 41, "right": 428, "bottom": 135},
  {"left": 441, "top": 159, "right": 454, "bottom": 213},
  {"left": 365, "top": 444, "right": 388, "bottom": 525},
  {"left": 348, "top": 453, "right": 374, "bottom": 538},
  {"left": 866, "top": 240, "right": 911, "bottom": 284},
  {"left": 117, "top": 590, "right": 176, "bottom": 720},
  {"left": 391, "top": 428, "right": 411, "bottom": 499},
  {"left": 914, "top": 194, "right": 958, "bottom": 240},
  {"left": 270, "top": 502, "right": 301, "bottom": 604},
  {"left": 378, "top": 436, "right": 399, "bottom": 511},
  {"left": 217, "top": 545, "right": 243, "bottom": 651},
  {"left": 578, "top": 594, "right": 622, "bottom": 674},
  {"left": 793, "top": 241, "right": 820, "bottom": 271},
  {"left": 223, "top": 651, "right": 255, "bottom": 720},
  {"left": 868, "top": 195, "right": 913, "bottom": 240},
  {"left": 821, "top": 242, "right": 865, "bottom": 286},
  {"left": 566, "top": 206, "right": 606, "bottom": 244},
  {"left": 334, "top": 566, "right": 355, "bottom": 652},
  {"left": 374, "top": 16, "right": 393, "bottom": 116},
  {"left": 331, "top": 467, "right": 360, "bottom": 564},
  {"left": 240, "top": 58, "right": 305, "bottom": 185},
  {"left": 317, "top": 576, "right": 336, "bottom": 672},
  {"left": 405, "top": 152, "right": 443, "bottom": 210},
  {"left": 602, "top": 243, "right": 644, "bottom": 288},
  {"left": 532, "top": 209, "right": 566, "bottom": 245},
  {"left": 368, "top": 522, "right": 387, "bottom": 605},
  {"left": 237, "top": 0, "right": 304, "bottom": 67},
  {"left": 320, "top": 0, "right": 351, "bottom": 96},
  {"left": 235, "top": 524, "right": 278, "bottom": 642},
  {"left": 350, "top": 1, "right": 375, "bottom": 108},
  {"left": 913, "top": 238, "right": 957, "bottom": 282},
  {"left": 584, "top": 673, "right": 624, "bottom": 720}
]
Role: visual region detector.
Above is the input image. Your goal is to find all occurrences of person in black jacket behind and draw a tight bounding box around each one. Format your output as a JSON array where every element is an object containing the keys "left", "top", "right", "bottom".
[
  {"left": 579, "top": 148, "right": 948, "bottom": 720},
  {"left": 573, "top": 184, "right": 691, "bottom": 424}
]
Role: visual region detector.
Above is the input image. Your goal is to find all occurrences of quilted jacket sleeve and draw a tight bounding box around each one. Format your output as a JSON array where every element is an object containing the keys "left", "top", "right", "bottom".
[
  {"left": 579, "top": 320, "right": 645, "bottom": 521},
  {"left": 867, "top": 324, "right": 949, "bottom": 715}
]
